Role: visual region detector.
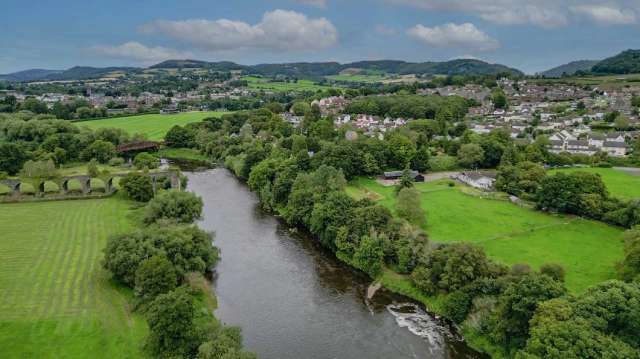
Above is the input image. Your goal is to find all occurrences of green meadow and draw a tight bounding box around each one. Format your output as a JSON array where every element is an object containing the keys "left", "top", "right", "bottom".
[
  {"left": 347, "top": 178, "right": 624, "bottom": 293},
  {"left": 0, "top": 198, "right": 148, "bottom": 358},
  {"left": 325, "top": 74, "right": 388, "bottom": 83},
  {"left": 80, "top": 111, "right": 227, "bottom": 140},
  {"left": 242, "top": 76, "right": 335, "bottom": 92},
  {"left": 549, "top": 167, "right": 640, "bottom": 201}
]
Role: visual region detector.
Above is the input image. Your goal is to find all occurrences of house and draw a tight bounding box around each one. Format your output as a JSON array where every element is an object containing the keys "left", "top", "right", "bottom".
[
  {"left": 383, "top": 171, "right": 424, "bottom": 182},
  {"left": 588, "top": 133, "right": 605, "bottom": 148},
  {"left": 454, "top": 172, "right": 496, "bottom": 190},
  {"left": 566, "top": 140, "right": 597, "bottom": 156},
  {"left": 606, "top": 132, "right": 626, "bottom": 143},
  {"left": 602, "top": 141, "right": 627, "bottom": 157}
]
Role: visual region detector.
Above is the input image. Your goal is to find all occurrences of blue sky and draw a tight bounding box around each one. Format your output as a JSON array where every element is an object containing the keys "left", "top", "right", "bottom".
[{"left": 2, "top": 0, "right": 640, "bottom": 74}]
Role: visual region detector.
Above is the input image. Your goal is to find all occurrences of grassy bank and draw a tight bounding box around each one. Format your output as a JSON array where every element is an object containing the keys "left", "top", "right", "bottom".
[
  {"left": 549, "top": 167, "right": 640, "bottom": 201},
  {"left": 80, "top": 111, "right": 227, "bottom": 140},
  {"left": 0, "top": 198, "right": 148, "bottom": 358},
  {"left": 347, "top": 178, "right": 624, "bottom": 294}
]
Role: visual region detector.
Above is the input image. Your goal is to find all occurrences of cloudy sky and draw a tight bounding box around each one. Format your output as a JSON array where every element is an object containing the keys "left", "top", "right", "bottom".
[{"left": 2, "top": 0, "right": 640, "bottom": 74}]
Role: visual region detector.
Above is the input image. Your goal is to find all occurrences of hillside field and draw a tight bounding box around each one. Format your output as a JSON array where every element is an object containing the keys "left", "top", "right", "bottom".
[
  {"left": 549, "top": 167, "right": 640, "bottom": 201},
  {"left": 346, "top": 178, "right": 624, "bottom": 293},
  {"left": 242, "top": 76, "right": 335, "bottom": 92},
  {"left": 0, "top": 198, "right": 148, "bottom": 358},
  {"left": 79, "top": 111, "right": 227, "bottom": 140}
]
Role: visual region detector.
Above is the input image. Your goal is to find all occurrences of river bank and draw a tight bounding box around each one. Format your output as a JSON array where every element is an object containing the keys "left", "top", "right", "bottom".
[{"left": 185, "top": 167, "right": 487, "bottom": 359}]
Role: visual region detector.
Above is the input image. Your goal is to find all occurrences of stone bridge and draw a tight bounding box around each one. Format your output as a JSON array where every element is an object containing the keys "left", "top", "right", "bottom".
[{"left": 0, "top": 171, "right": 181, "bottom": 197}]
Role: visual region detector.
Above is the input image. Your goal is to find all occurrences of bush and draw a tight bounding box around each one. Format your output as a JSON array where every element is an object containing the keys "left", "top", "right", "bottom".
[
  {"left": 81, "top": 140, "right": 116, "bottom": 163},
  {"left": 411, "top": 243, "right": 491, "bottom": 294},
  {"left": 146, "top": 287, "right": 200, "bottom": 357},
  {"left": 87, "top": 159, "right": 99, "bottom": 177},
  {"left": 120, "top": 172, "right": 154, "bottom": 202},
  {"left": 396, "top": 187, "right": 426, "bottom": 225},
  {"left": 144, "top": 190, "right": 204, "bottom": 224},
  {"left": 133, "top": 152, "right": 159, "bottom": 170},
  {"left": 108, "top": 157, "right": 125, "bottom": 166},
  {"left": 442, "top": 290, "right": 474, "bottom": 323},
  {"left": 134, "top": 255, "right": 178, "bottom": 302},
  {"left": 165, "top": 125, "right": 196, "bottom": 148},
  {"left": 540, "top": 263, "right": 565, "bottom": 282}
]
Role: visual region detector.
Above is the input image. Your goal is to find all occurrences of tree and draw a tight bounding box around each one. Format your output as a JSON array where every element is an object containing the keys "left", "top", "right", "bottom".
[
  {"left": 492, "top": 89, "right": 508, "bottom": 109},
  {"left": 133, "top": 152, "right": 159, "bottom": 170},
  {"left": 397, "top": 168, "right": 415, "bottom": 192},
  {"left": 352, "top": 233, "right": 384, "bottom": 277},
  {"left": 457, "top": 143, "right": 485, "bottom": 169},
  {"left": 197, "top": 326, "right": 257, "bottom": 359},
  {"left": 144, "top": 190, "right": 204, "bottom": 224},
  {"left": 411, "top": 243, "right": 491, "bottom": 294},
  {"left": 87, "top": 159, "right": 100, "bottom": 177},
  {"left": 120, "top": 172, "right": 154, "bottom": 202},
  {"left": 412, "top": 146, "right": 431, "bottom": 172},
  {"left": 519, "top": 298, "right": 638, "bottom": 359},
  {"left": 536, "top": 172, "right": 608, "bottom": 218},
  {"left": 396, "top": 188, "right": 426, "bottom": 225},
  {"left": 0, "top": 142, "right": 28, "bottom": 175},
  {"left": 135, "top": 255, "right": 178, "bottom": 302},
  {"left": 615, "top": 115, "right": 630, "bottom": 130},
  {"left": 290, "top": 101, "right": 311, "bottom": 116},
  {"left": 165, "top": 125, "right": 196, "bottom": 148},
  {"left": 490, "top": 274, "right": 566, "bottom": 350},
  {"left": 81, "top": 140, "right": 116, "bottom": 163},
  {"left": 619, "top": 228, "right": 640, "bottom": 282},
  {"left": 20, "top": 97, "right": 48, "bottom": 114},
  {"left": 146, "top": 288, "right": 200, "bottom": 357}
]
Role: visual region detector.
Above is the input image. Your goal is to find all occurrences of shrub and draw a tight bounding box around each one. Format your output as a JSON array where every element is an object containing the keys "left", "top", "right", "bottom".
[
  {"left": 540, "top": 263, "right": 565, "bottom": 282},
  {"left": 146, "top": 288, "right": 200, "bottom": 357},
  {"left": 108, "top": 157, "right": 125, "bottom": 166},
  {"left": 144, "top": 191, "right": 204, "bottom": 224},
  {"left": 135, "top": 255, "right": 178, "bottom": 302},
  {"left": 411, "top": 243, "right": 490, "bottom": 294},
  {"left": 442, "top": 290, "right": 474, "bottom": 323},
  {"left": 87, "top": 159, "right": 99, "bottom": 177},
  {"left": 396, "top": 187, "right": 426, "bottom": 225},
  {"left": 120, "top": 172, "right": 154, "bottom": 202},
  {"left": 133, "top": 152, "right": 159, "bottom": 170}
]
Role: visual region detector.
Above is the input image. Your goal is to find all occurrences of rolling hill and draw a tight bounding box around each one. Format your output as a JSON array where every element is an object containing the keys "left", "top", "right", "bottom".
[
  {"left": 539, "top": 60, "right": 599, "bottom": 77},
  {"left": 592, "top": 49, "right": 640, "bottom": 74},
  {"left": 1, "top": 58, "right": 524, "bottom": 82}
]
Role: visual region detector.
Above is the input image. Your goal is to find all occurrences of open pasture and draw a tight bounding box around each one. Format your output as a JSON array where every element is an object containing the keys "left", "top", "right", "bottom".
[
  {"left": 549, "top": 167, "right": 640, "bottom": 201},
  {"left": 80, "top": 111, "right": 227, "bottom": 140},
  {"left": 0, "top": 198, "right": 148, "bottom": 358},
  {"left": 347, "top": 178, "right": 624, "bottom": 293}
]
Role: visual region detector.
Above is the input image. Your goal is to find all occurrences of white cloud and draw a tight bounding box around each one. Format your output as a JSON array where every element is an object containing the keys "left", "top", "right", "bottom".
[
  {"left": 292, "top": 0, "right": 327, "bottom": 7},
  {"left": 140, "top": 10, "right": 338, "bottom": 52},
  {"left": 407, "top": 23, "right": 500, "bottom": 51},
  {"left": 570, "top": 5, "right": 636, "bottom": 25},
  {"left": 375, "top": 24, "right": 397, "bottom": 35},
  {"left": 389, "top": 0, "right": 568, "bottom": 28},
  {"left": 91, "top": 42, "right": 193, "bottom": 64}
]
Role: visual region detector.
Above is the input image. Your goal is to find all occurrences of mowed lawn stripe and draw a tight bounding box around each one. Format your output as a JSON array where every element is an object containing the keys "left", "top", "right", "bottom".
[
  {"left": 0, "top": 199, "right": 148, "bottom": 358},
  {"left": 346, "top": 178, "right": 625, "bottom": 293}
]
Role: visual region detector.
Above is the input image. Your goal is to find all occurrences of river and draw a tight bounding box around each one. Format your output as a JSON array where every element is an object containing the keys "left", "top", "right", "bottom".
[{"left": 186, "top": 168, "right": 485, "bottom": 359}]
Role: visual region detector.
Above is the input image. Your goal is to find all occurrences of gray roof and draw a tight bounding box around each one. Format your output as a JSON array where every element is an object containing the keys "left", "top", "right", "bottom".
[
  {"left": 603, "top": 141, "right": 626, "bottom": 148},
  {"left": 567, "top": 140, "right": 589, "bottom": 146}
]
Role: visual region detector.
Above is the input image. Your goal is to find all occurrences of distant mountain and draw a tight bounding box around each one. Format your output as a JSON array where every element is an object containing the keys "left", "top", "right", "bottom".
[
  {"left": 1, "top": 58, "right": 523, "bottom": 83},
  {"left": 0, "top": 66, "right": 139, "bottom": 82},
  {"left": 539, "top": 60, "right": 599, "bottom": 78},
  {"left": 150, "top": 59, "right": 245, "bottom": 71},
  {"left": 149, "top": 58, "right": 523, "bottom": 77},
  {"left": 0, "top": 69, "right": 62, "bottom": 82},
  {"left": 592, "top": 49, "right": 640, "bottom": 74}
]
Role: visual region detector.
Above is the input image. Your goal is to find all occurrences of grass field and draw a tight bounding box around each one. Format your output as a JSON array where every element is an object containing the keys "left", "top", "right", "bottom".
[
  {"left": 325, "top": 74, "right": 388, "bottom": 83},
  {"left": 80, "top": 111, "right": 227, "bottom": 140},
  {"left": 242, "top": 76, "right": 335, "bottom": 92},
  {"left": 0, "top": 198, "right": 148, "bottom": 358},
  {"left": 347, "top": 178, "right": 624, "bottom": 293},
  {"left": 549, "top": 167, "right": 640, "bottom": 201}
]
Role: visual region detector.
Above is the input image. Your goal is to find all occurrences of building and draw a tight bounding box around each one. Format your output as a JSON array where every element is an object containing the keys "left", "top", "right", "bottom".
[
  {"left": 383, "top": 171, "right": 425, "bottom": 182},
  {"left": 454, "top": 172, "right": 496, "bottom": 190},
  {"left": 602, "top": 141, "right": 627, "bottom": 157}
]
